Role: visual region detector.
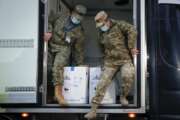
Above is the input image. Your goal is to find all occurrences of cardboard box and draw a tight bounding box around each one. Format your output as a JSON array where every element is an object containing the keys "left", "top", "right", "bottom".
[
  {"left": 63, "top": 67, "right": 88, "bottom": 104},
  {"left": 89, "top": 67, "right": 116, "bottom": 104}
]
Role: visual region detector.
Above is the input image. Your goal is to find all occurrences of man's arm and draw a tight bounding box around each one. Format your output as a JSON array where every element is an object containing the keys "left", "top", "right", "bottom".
[
  {"left": 44, "top": 21, "right": 53, "bottom": 42},
  {"left": 118, "top": 21, "right": 138, "bottom": 56}
]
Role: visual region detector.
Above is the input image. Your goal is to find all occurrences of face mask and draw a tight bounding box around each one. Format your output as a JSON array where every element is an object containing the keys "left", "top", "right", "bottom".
[
  {"left": 71, "top": 16, "right": 81, "bottom": 24},
  {"left": 100, "top": 24, "right": 109, "bottom": 32}
]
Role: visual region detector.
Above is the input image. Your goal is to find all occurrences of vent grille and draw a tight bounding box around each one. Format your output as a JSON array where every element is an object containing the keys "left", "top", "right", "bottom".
[
  {"left": 5, "top": 87, "right": 36, "bottom": 92},
  {"left": 0, "top": 39, "right": 34, "bottom": 48}
]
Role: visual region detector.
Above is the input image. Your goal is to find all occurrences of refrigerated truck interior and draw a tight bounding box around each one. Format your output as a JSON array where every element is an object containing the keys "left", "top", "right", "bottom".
[{"left": 0, "top": 0, "right": 180, "bottom": 120}]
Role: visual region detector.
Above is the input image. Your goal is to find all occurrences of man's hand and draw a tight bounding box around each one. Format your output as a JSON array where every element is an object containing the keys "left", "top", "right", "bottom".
[
  {"left": 131, "top": 48, "right": 139, "bottom": 56},
  {"left": 44, "top": 32, "right": 52, "bottom": 42}
]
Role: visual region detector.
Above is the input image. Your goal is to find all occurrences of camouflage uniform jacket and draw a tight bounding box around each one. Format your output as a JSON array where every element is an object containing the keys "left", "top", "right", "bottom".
[
  {"left": 99, "top": 19, "right": 137, "bottom": 66},
  {"left": 48, "top": 16, "right": 85, "bottom": 53}
]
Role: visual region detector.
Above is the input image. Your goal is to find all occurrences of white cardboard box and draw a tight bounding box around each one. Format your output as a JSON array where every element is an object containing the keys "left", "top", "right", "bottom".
[
  {"left": 89, "top": 67, "right": 116, "bottom": 104},
  {"left": 63, "top": 67, "right": 88, "bottom": 104}
]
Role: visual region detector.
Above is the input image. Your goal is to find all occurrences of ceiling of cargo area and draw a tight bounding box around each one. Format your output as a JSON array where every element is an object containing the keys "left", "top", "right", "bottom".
[{"left": 62, "top": 0, "right": 133, "bottom": 11}]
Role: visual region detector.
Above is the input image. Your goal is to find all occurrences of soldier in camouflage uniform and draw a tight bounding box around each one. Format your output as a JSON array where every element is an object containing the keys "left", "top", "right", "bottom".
[
  {"left": 44, "top": 5, "right": 87, "bottom": 106},
  {"left": 85, "top": 11, "right": 138, "bottom": 119}
]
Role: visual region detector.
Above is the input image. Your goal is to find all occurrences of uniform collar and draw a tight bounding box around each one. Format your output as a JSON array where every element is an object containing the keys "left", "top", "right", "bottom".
[{"left": 63, "top": 17, "right": 80, "bottom": 32}]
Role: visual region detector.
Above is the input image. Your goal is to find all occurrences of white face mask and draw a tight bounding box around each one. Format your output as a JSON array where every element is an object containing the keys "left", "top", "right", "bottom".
[
  {"left": 71, "top": 16, "right": 81, "bottom": 24},
  {"left": 100, "top": 24, "right": 109, "bottom": 32}
]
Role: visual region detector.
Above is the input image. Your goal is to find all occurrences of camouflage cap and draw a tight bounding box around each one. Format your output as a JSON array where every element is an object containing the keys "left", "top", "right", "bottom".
[
  {"left": 95, "top": 11, "right": 108, "bottom": 21},
  {"left": 74, "top": 4, "right": 87, "bottom": 15},
  {"left": 94, "top": 11, "right": 108, "bottom": 28}
]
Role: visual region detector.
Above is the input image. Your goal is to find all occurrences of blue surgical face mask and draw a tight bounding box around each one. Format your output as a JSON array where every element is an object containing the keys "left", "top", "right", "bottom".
[
  {"left": 100, "top": 24, "right": 109, "bottom": 32},
  {"left": 71, "top": 16, "right": 81, "bottom": 24}
]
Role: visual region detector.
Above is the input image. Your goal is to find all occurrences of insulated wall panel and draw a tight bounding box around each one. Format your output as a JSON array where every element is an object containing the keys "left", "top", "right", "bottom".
[{"left": 0, "top": 0, "right": 40, "bottom": 103}]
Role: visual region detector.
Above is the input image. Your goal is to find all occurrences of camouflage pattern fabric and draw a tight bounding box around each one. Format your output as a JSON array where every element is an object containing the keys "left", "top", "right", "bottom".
[
  {"left": 92, "top": 62, "right": 135, "bottom": 105},
  {"left": 48, "top": 16, "right": 85, "bottom": 85},
  {"left": 48, "top": 0, "right": 70, "bottom": 33},
  {"left": 120, "top": 62, "right": 135, "bottom": 97},
  {"left": 99, "top": 19, "right": 137, "bottom": 66},
  {"left": 92, "top": 20, "right": 137, "bottom": 105}
]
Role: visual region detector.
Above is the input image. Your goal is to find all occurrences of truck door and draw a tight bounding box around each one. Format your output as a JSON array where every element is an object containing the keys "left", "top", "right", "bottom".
[{"left": 0, "top": 0, "right": 44, "bottom": 104}]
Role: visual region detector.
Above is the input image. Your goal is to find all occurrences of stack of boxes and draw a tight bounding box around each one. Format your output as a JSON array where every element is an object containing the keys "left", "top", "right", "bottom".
[{"left": 63, "top": 66, "right": 116, "bottom": 104}]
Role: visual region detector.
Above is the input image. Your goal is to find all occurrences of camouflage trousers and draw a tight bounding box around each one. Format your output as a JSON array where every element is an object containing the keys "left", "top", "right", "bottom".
[
  {"left": 51, "top": 45, "right": 84, "bottom": 86},
  {"left": 91, "top": 62, "right": 135, "bottom": 105}
]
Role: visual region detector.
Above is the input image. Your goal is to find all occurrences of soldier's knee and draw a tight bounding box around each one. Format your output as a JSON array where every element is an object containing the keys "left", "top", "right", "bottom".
[{"left": 121, "top": 63, "right": 135, "bottom": 78}]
